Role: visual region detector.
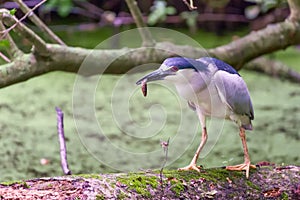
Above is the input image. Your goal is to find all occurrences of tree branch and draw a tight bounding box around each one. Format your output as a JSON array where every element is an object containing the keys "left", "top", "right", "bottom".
[
  {"left": 0, "top": 9, "right": 49, "bottom": 56},
  {"left": 125, "top": 0, "right": 155, "bottom": 47},
  {"left": 0, "top": 165, "right": 299, "bottom": 199},
  {"left": 0, "top": 42, "right": 207, "bottom": 88},
  {"left": 288, "top": 0, "right": 300, "bottom": 21},
  {"left": 244, "top": 56, "right": 300, "bottom": 83},
  {"left": 208, "top": 20, "right": 300, "bottom": 69},
  {"left": 0, "top": 0, "right": 47, "bottom": 38},
  {"left": 0, "top": 20, "right": 22, "bottom": 58},
  {"left": 55, "top": 107, "right": 72, "bottom": 175},
  {"left": 13, "top": 0, "right": 66, "bottom": 46},
  {"left": 182, "top": 0, "right": 197, "bottom": 10},
  {"left": 0, "top": 0, "right": 300, "bottom": 88},
  {"left": 0, "top": 51, "right": 11, "bottom": 62},
  {"left": 1, "top": 30, "right": 300, "bottom": 89}
]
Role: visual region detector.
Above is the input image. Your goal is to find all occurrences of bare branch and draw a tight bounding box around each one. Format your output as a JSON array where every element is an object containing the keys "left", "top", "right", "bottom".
[
  {"left": 74, "top": 0, "right": 103, "bottom": 18},
  {"left": 125, "top": 0, "right": 155, "bottom": 47},
  {"left": 0, "top": 0, "right": 46, "bottom": 38},
  {"left": 55, "top": 107, "right": 72, "bottom": 175},
  {"left": 288, "top": 0, "right": 300, "bottom": 21},
  {"left": 0, "top": 9, "right": 48, "bottom": 55},
  {"left": 208, "top": 20, "right": 300, "bottom": 69},
  {"left": 0, "top": 51, "right": 11, "bottom": 62},
  {"left": 182, "top": 0, "right": 197, "bottom": 10},
  {"left": 0, "top": 43, "right": 200, "bottom": 88},
  {"left": 159, "top": 138, "right": 170, "bottom": 199},
  {"left": 13, "top": 0, "right": 66, "bottom": 45},
  {"left": 1, "top": 23, "right": 300, "bottom": 88},
  {"left": 0, "top": 0, "right": 300, "bottom": 88},
  {"left": 245, "top": 56, "right": 300, "bottom": 83},
  {"left": 0, "top": 21, "right": 22, "bottom": 58}
]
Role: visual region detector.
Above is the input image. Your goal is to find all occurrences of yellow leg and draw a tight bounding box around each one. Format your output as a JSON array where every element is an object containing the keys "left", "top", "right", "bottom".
[
  {"left": 226, "top": 128, "right": 256, "bottom": 178},
  {"left": 178, "top": 127, "right": 207, "bottom": 172},
  {"left": 178, "top": 109, "right": 207, "bottom": 172}
]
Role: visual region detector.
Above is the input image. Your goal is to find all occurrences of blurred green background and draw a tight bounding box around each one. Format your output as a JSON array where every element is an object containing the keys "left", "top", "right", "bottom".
[
  {"left": 0, "top": 27, "right": 299, "bottom": 181},
  {"left": 0, "top": 0, "right": 299, "bottom": 181}
]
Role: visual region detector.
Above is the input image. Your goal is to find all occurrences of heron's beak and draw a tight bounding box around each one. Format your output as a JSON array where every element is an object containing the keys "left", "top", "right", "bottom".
[{"left": 136, "top": 69, "right": 173, "bottom": 85}]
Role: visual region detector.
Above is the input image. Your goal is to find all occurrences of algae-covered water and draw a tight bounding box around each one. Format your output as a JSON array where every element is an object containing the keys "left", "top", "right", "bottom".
[{"left": 0, "top": 28, "right": 299, "bottom": 181}]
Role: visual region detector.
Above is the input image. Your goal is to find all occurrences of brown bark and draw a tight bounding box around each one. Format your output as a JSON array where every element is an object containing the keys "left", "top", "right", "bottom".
[
  {"left": 245, "top": 56, "right": 300, "bottom": 83},
  {"left": 0, "top": 165, "right": 299, "bottom": 199}
]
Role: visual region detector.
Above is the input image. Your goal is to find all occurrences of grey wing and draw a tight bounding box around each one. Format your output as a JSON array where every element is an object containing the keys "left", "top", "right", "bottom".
[{"left": 214, "top": 70, "right": 254, "bottom": 120}]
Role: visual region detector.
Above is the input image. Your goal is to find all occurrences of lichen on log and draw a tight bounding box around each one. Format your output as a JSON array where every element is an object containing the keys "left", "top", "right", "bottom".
[{"left": 0, "top": 165, "right": 299, "bottom": 199}]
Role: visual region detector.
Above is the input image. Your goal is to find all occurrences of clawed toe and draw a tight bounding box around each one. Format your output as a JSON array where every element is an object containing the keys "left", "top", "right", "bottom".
[
  {"left": 178, "top": 164, "right": 202, "bottom": 172},
  {"left": 226, "top": 163, "right": 256, "bottom": 178}
]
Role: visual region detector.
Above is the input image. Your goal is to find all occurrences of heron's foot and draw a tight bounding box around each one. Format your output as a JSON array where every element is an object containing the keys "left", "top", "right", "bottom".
[
  {"left": 226, "top": 163, "right": 256, "bottom": 178},
  {"left": 178, "top": 163, "right": 202, "bottom": 172}
]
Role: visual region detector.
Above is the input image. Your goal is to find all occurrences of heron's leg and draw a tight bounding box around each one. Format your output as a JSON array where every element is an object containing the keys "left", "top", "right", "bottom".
[
  {"left": 178, "top": 109, "right": 207, "bottom": 172},
  {"left": 226, "top": 127, "right": 256, "bottom": 178}
]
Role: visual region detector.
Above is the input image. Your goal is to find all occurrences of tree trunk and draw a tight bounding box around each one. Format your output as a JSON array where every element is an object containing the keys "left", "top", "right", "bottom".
[{"left": 0, "top": 165, "right": 299, "bottom": 199}]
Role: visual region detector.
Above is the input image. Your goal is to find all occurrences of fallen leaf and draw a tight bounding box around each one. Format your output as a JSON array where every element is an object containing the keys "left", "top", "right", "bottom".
[{"left": 263, "top": 188, "right": 281, "bottom": 198}]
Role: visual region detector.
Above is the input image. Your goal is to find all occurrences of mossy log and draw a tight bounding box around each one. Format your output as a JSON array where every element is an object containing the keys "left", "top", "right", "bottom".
[{"left": 0, "top": 165, "right": 299, "bottom": 199}]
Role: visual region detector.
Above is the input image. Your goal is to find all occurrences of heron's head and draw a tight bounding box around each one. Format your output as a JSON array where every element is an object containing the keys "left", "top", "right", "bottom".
[{"left": 136, "top": 57, "right": 203, "bottom": 85}]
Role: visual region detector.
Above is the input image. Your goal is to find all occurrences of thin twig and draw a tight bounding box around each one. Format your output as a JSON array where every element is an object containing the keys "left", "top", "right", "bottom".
[
  {"left": 74, "top": 0, "right": 104, "bottom": 17},
  {"left": 0, "top": 0, "right": 47, "bottom": 39},
  {"left": 55, "top": 107, "right": 72, "bottom": 175},
  {"left": 0, "top": 51, "right": 11, "bottom": 62},
  {"left": 182, "top": 0, "right": 197, "bottom": 10},
  {"left": 159, "top": 138, "right": 170, "bottom": 199},
  {"left": 125, "top": 0, "right": 155, "bottom": 47},
  {"left": 0, "top": 9, "right": 48, "bottom": 55},
  {"left": 13, "top": 0, "right": 66, "bottom": 45},
  {"left": 0, "top": 21, "right": 22, "bottom": 58}
]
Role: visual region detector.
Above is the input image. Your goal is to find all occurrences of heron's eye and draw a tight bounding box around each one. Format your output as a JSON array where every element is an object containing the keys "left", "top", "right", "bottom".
[{"left": 170, "top": 66, "right": 179, "bottom": 72}]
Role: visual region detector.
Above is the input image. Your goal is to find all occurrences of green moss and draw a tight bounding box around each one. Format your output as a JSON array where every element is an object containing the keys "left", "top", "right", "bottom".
[
  {"left": 199, "top": 168, "right": 240, "bottom": 182},
  {"left": 162, "top": 168, "right": 252, "bottom": 196},
  {"left": 163, "top": 169, "right": 199, "bottom": 181},
  {"left": 281, "top": 192, "right": 289, "bottom": 200},
  {"left": 72, "top": 174, "right": 103, "bottom": 180},
  {"left": 95, "top": 194, "right": 105, "bottom": 200},
  {"left": 117, "top": 172, "right": 159, "bottom": 197},
  {"left": 169, "top": 179, "right": 185, "bottom": 196},
  {"left": 1, "top": 27, "right": 300, "bottom": 182},
  {"left": 227, "top": 192, "right": 236, "bottom": 199},
  {"left": 163, "top": 168, "right": 242, "bottom": 183},
  {"left": 246, "top": 180, "right": 261, "bottom": 191},
  {"left": 116, "top": 191, "right": 128, "bottom": 200},
  {"left": 158, "top": 168, "right": 243, "bottom": 196},
  {"left": 0, "top": 180, "right": 27, "bottom": 186}
]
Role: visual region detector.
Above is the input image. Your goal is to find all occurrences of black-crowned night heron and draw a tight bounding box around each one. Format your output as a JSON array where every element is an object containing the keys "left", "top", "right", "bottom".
[{"left": 136, "top": 57, "right": 256, "bottom": 178}]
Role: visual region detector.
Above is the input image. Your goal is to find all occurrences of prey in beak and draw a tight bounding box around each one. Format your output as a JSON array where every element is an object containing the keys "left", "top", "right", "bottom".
[{"left": 136, "top": 67, "right": 178, "bottom": 97}]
